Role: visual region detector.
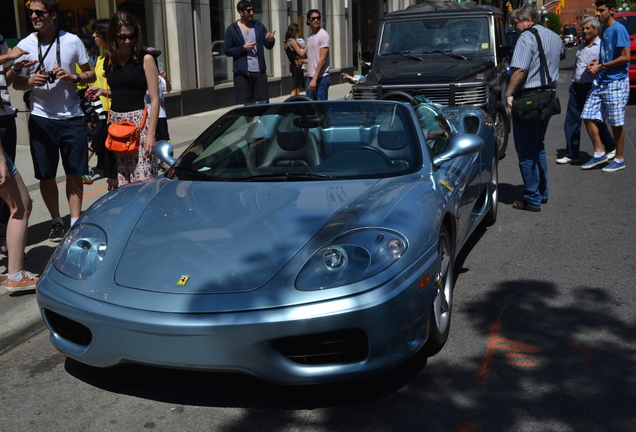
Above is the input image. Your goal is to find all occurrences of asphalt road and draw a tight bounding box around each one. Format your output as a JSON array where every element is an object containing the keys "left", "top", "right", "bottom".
[{"left": 0, "top": 52, "right": 634, "bottom": 431}]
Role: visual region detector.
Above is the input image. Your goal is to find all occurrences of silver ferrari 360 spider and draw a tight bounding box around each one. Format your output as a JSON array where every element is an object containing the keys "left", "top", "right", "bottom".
[{"left": 36, "top": 96, "right": 498, "bottom": 385}]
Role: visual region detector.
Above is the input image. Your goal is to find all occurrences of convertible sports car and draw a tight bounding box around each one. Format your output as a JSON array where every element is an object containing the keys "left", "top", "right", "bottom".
[{"left": 36, "top": 96, "right": 498, "bottom": 385}]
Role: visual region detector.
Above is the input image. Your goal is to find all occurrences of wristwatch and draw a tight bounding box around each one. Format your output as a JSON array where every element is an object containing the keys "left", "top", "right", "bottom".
[
  {"left": 75, "top": 72, "right": 82, "bottom": 82},
  {"left": 505, "top": 93, "right": 514, "bottom": 98},
  {"left": 600, "top": 63, "right": 606, "bottom": 70}
]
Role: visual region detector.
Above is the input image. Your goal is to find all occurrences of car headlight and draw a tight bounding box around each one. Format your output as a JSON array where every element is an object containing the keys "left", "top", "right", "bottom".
[
  {"left": 52, "top": 223, "right": 108, "bottom": 280},
  {"left": 296, "top": 229, "right": 407, "bottom": 291}
]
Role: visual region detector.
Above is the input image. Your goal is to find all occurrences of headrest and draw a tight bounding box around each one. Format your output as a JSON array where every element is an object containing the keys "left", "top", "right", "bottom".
[
  {"left": 378, "top": 116, "right": 407, "bottom": 150},
  {"left": 277, "top": 116, "right": 308, "bottom": 151}
]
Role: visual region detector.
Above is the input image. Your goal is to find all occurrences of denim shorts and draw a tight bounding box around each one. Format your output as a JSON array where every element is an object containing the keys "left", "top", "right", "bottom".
[{"left": 28, "top": 115, "right": 88, "bottom": 180}]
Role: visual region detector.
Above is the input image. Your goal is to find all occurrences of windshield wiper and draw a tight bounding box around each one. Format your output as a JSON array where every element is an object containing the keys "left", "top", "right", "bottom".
[
  {"left": 239, "top": 172, "right": 336, "bottom": 182},
  {"left": 385, "top": 51, "right": 423, "bottom": 61},
  {"left": 421, "top": 50, "right": 468, "bottom": 60}
]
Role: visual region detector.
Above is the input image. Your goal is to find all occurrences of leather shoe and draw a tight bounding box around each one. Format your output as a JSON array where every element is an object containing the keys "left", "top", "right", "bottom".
[{"left": 512, "top": 200, "right": 541, "bottom": 212}]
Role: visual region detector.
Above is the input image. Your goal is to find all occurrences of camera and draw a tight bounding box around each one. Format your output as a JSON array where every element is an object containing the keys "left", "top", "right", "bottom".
[{"left": 40, "top": 70, "right": 56, "bottom": 83}]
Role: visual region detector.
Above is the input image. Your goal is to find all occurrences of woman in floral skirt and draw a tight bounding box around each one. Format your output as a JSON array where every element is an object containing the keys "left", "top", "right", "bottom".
[{"left": 87, "top": 11, "right": 159, "bottom": 190}]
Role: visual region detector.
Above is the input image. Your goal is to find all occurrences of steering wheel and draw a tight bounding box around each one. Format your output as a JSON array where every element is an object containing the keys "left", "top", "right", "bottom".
[
  {"left": 355, "top": 146, "right": 393, "bottom": 166},
  {"left": 380, "top": 91, "right": 414, "bottom": 104},
  {"left": 285, "top": 95, "right": 314, "bottom": 102}
]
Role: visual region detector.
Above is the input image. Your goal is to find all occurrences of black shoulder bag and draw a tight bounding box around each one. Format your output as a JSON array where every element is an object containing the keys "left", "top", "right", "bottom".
[{"left": 511, "top": 27, "right": 561, "bottom": 123}]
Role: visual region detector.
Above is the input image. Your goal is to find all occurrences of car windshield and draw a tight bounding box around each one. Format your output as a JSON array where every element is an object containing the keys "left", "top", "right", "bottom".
[
  {"left": 380, "top": 17, "right": 491, "bottom": 55},
  {"left": 171, "top": 101, "right": 422, "bottom": 182}
]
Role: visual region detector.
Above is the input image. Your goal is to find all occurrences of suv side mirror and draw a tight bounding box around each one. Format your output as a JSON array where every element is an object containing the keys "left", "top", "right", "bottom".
[{"left": 361, "top": 50, "right": 374, "bottom": 63}]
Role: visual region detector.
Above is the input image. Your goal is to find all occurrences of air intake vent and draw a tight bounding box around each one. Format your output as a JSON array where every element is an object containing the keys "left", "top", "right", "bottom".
[
  {"left": 44, "top": 309, "right": 92, "bottom": 347},
  {"left": 464, "top": 116, "right": 480, "bottom": 135},
  {"left": 273, "top": 329, "right": 369, "bottom": 365}
]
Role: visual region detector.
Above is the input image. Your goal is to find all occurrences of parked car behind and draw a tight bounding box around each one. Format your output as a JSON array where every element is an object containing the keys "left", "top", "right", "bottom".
[
  {"left": 615, "top": 11, "right": 636, "bottom": 91},
  {"left": 351, "top": 2, "right": 513, "bottom": 159},
  {"left": 212, "top": 40, "right": 228, "bottom": 84}
]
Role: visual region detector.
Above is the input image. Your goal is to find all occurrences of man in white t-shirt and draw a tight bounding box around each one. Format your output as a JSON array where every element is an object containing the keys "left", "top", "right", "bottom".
[
  {"left": 305, "top": 9, "right": 330, "bottom": 100},
  {"left": 12, "top": 0, "right": 95, "bottom": 242}
]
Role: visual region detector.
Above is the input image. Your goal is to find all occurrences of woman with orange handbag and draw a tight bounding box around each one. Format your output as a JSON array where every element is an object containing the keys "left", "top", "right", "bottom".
[{"left": 86, "top": 11, "right": 159, "bottom": 191}]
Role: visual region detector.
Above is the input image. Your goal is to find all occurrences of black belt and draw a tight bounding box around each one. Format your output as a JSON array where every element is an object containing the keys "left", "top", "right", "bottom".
[{"left": 572, "top": 81, "right": 592, "bottom": 88}]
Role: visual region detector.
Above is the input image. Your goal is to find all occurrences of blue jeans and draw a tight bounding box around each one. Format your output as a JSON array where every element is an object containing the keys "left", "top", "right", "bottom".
[
  {"left": 513, "top": 118, "right": 550, "bottom": 209},
  {"left": 306, "top": 75, "right": 330, "bottom": 100},
  {"left": 564, "top": 83, "right": 614, "bottom": 159}
]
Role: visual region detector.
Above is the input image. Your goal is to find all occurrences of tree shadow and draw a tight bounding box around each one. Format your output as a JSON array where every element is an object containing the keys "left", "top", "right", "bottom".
[{"left": 63, "top": 274, "right": 636, "bottom": 431}]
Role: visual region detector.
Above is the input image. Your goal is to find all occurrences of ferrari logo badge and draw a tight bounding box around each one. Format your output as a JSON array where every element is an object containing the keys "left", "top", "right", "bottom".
[{"left": 177, "top": 276, "right": 190, "bottom": 286}]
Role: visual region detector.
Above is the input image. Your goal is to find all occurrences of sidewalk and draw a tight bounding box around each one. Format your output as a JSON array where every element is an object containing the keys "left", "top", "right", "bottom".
[{"left": 0, "top": 83, "right": 353, "bottom": 355}]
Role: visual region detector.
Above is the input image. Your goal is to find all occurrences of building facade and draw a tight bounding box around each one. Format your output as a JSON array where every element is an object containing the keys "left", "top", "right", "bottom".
[{"left": 3, "top": 0, "right": 423, "bottom": 119}]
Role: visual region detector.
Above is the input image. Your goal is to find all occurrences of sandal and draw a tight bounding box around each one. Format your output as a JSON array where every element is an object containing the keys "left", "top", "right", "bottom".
[{"left": 512, "top": 200, "right": 541, "bottom": 212}]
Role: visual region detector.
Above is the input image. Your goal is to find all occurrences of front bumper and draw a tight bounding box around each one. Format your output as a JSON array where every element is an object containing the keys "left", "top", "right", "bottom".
[{"left": 36, "top": 249, "right": 438, "bottom": 385}]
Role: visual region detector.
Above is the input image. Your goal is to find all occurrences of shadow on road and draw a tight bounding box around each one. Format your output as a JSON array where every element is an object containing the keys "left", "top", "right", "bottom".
[{"left": 63, "top": 274, "right": 635, "bottom": 431}]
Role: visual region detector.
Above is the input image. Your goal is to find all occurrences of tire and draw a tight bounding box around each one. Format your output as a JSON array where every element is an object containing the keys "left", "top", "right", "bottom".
[
  {"left": 422, "top": 227, "right": 454, "bottom": 357},
  {"left": 482, "top": 154, "right": 498, "bottom": 227},
  {"left": 494, "top": 101, "right": 509, "bottom": 160}
]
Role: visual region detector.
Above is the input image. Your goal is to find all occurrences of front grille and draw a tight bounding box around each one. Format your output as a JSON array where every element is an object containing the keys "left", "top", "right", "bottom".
[
  {"left": 273, "top": 329, "right": 369, "bottom": 365},
  {"left": 463, "top": 115, "right": 480, "bottom": 134},
  {"left": 353, "top": 82, "right": 489, "bottom": 107},
  {"left": 44, "top": 309, "right": 92, "bottom": 347}
]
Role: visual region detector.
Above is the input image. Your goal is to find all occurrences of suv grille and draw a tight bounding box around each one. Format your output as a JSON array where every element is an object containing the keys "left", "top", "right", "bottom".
[
  {"left": 44, "top": 309, "right": 92, "bottom": 347},
  {"left": 353, "top": 82, "right": 489, "bottom": 107},
  {"left": 273, "top": 329, "right": 369, "bottom": 365}
]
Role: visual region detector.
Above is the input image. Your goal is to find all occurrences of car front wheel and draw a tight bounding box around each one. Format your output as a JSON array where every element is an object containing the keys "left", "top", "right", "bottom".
[
  {"left": 422, "top": 227, "right": 454, "bottom": 357},
  {"left": 495, "top": 101, "right": 509, "bottom": 160},
  {"left": 482, "top": 154, "right": 498, "bottom": 226}
]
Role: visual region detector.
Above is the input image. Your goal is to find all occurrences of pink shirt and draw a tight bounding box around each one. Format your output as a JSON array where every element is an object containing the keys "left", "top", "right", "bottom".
[{"left": 307, "top": 28, "right": 330, "bottom": 78}]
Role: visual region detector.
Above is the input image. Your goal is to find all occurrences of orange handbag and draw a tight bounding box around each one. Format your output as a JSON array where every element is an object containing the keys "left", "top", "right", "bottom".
[{"left": 106, "top": 106, "right": 147, "bottom": 154}]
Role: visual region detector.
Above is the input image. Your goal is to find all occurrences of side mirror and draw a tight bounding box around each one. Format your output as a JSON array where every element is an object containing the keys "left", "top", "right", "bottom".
[
  {"left": 433, "top": 133, "right": 485, "bottom": 167},
  {"left": 361, "top": 50, "right": 374, "bottom": 63},
  {"left": 152, "top": 140, "right": 177, "bottom": 167}
]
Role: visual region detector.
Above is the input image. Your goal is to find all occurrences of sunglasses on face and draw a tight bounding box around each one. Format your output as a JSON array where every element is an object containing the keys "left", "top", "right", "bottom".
[
  {"left": 309, "top": 16, "right": 321, "bottom": 21},
  {"left": 243, "top": 8, "right": 254, "bottom": 13},
  {"left": 116, "top": 33, "right": 138, "bottom": 41},
  {"left": 28, "top": 9, "right": 50, "bottom": 18}
]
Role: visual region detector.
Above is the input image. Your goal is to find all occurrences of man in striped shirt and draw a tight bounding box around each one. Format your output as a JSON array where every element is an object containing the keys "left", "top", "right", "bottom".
[{"left": 506, "top": 4, "right": 563, "bottom": 212}]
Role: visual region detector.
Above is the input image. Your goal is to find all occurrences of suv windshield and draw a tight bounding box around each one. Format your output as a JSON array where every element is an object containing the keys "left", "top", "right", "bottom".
[
  {"left": 172, "top": 102, "right": 422, "bottom": 182},
  {"left": 380, "top": 17, "right": 491, "bottom": 54}
]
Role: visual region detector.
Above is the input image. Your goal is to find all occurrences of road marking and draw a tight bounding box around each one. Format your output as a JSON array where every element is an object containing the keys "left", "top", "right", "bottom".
[
  {"left": 474, "top": 320, "right": 541, "bottom": 385},
  {"left": 82, "top": 184, "right": 108, "bottom": 200}
]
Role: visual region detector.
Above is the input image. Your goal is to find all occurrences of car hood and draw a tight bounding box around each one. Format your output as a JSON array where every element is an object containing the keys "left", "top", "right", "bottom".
[
  {"left": 113, "top": 179, "right": 378, "bottom": 294},
  {"left": 371, "top": 57, "right": 494, "bottom": 84}
]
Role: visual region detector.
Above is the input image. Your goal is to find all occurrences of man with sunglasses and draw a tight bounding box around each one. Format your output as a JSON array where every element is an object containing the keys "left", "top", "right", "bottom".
[
  {"left": 12, "top": 0, "right": 95, "bottom": 242},
  {"left": 224, "top": 0, "right": 276, "bottom": 105},
  {"left": 306, "top": 9, "right": 330, "bottom": 100}
]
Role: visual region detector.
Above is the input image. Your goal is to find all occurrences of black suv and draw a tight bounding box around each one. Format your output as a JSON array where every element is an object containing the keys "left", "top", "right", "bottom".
[{"left": 352, "top": 2, "right": 512, "bottom": 158}]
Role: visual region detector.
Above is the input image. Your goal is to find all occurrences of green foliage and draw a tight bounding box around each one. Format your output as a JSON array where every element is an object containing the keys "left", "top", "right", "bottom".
[{"left": 546, "top": 13, "right": 562, "bottom": 35}]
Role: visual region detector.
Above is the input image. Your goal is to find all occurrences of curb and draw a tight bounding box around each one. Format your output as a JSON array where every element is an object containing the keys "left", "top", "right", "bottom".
[{"left": 0, "top": 296, "right": 45, "bottom": 356}]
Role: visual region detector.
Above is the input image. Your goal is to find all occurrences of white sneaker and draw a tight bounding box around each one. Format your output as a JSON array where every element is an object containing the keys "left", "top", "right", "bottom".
[
  {"left": 606, "top": 149, "right": 616, "bottom": 159},
  {"left": 556, "top": 156, "right": 579, "bottom": 164}
]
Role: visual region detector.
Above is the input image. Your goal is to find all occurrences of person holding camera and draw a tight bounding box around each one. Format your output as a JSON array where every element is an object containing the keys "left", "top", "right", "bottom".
[{"left": 12, "top": 0, "right": 95, "bottom": 242}]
